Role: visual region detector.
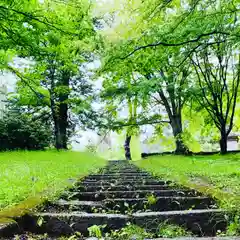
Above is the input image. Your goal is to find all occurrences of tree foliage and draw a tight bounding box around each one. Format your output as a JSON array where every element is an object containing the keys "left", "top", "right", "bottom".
[
  {"left": 2, "top": 0, "right": 98, "bottom": 150},
  {"left": 98, "top": 0, "right": 240, "bottom": 154},
  {"left": 1, "top": 0, "right": 240, "bottom": 154}
]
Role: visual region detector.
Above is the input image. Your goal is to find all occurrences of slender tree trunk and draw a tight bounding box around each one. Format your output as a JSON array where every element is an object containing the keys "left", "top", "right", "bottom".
[
  {"left": 220, "top": 129, "right": 228, "bottom": 154},
  {"left": 124, "top": 135, "right": 132, "bottom": 160},
  {"left": 56, "top": 71, "right": 69, "bottom": 150},
  {"left": 171, "top": 115, "right": 189, "bottom": 154}
]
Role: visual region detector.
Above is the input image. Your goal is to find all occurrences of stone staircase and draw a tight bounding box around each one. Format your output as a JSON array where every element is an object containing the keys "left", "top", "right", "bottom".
[{"left": 0, "top": 160, "right": 229, "bottom": 239}]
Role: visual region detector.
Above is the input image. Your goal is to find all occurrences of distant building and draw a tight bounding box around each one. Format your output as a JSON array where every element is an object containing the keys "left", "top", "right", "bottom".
[{"left": 227, "top": 133, "right": 240, "bottom": 151}]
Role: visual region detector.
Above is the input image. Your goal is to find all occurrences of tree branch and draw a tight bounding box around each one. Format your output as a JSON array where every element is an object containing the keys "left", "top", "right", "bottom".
[
  {"left": 110, "top": 120, "right": 170, "bottom": 129},
  {"left": 122, "top": 31, "right": 231, "bottom": 59},
  {"left": 0, "top": 5, "right": 77, "bottom": 36},
  {"left": 7, "top": 66, "right": 51, "bottom": 107}
]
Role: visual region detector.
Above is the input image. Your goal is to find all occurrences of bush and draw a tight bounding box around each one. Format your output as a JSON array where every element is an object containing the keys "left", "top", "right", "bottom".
[{"left": 0, "top": 113, "right": 52, "bottom": 151}]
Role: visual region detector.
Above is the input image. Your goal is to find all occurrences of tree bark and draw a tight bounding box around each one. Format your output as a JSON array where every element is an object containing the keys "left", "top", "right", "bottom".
[
  {"left": 50, "top": 70, "right": 70, "bottom": 150},
  {"left": 124, "top": 135, "right": 132, "bottom": 160},
  {"left": 220, "top": 130, "right": 228, "bottom": 154},
  {"left": 53, "top": 104, "right": 68, "bottom": 150},
  {"left": 157, "top": 86, "right": 189, "bottom": 155},
  {"left": 171, "top": 115, "right": 189, "bottom": 154}
]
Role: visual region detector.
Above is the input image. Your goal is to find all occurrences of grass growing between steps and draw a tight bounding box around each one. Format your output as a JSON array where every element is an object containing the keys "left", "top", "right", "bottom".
[
  {"left": 135, "top": 154, "right": 240, "bottom": 210},
  {"left": 0, "top": 151, "right": 106, "bottom": 220}
]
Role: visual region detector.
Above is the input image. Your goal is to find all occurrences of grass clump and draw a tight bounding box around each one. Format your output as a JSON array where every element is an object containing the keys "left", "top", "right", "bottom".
[
  {"left": 106, "top": 223, "right": 154, "bottom": 240},
  {"left": 158, "top": 222, "right": 191, "bottom": 238},
  {"left": 0, "top": 150, "right": 106, "bottom": 220}
]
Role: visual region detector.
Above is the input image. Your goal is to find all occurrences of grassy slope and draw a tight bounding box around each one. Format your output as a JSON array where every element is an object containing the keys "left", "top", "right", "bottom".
[
  {"left": 0, "top": 151, "right": 106, "bottom": 220},
  {"left": 135, "top": 154, "right": 240, "bottom": 209}
]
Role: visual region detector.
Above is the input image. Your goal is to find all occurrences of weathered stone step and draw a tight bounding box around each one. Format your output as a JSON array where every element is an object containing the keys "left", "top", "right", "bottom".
[
  {"left": 46, "top": 195, "right": 215, "bottom": 213},
  {"left": 83, "top": 178, "right": 158, "bottom": 183},
  {"left": 84, "top": 175, "right": 156, "bottom": 181},
  {"left": 81, "top": 179, "right": 169, "bottom": 186},
  {"left": 102, "top": 169, "right": 147, "bottom": 173},
  {"left": 21, "top": 212, "right": 128, "bottom": 236},
  {"left": 93, "top": 171, "right": 150, "bottom": 175},
  {"left": 63, "top": 190, "right": 200, "bottom": 201},
  {"left": 0, "top": 160, "right": 228, "bottom": 239},
  {"left": 87, "top": 173, "right": 151, "bottom": 178},
  {"left": 44, "top": 200, "right": 105, "bottom": 213},
  {"left": 101, "top": 170, "right": 146, "bottom": 175},
  {"left": 75, "top": 184, "right": 176, "bottom": 192},
  {"left": 103, "top": 196, "right": 215, "bottom": 212},
  {"left": 107, "top": 160, "right": 127, "bottom": 163},
  {"left": 19, "top": 209, "right": 226, "bottom": 237},
  {"left": 101, "top": 166, "right": 140, "bottom": 171},
  {"left": 133, "top": 209, "right": 227, "bottom": 236},
  {"left": 102, "top": 163, "right": 138, "bottom": 166}
]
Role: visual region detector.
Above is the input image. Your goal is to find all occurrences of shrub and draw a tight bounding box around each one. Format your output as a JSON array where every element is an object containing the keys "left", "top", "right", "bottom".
[{"left": 0, "top": 113, "right": 52, "bottom": 151}]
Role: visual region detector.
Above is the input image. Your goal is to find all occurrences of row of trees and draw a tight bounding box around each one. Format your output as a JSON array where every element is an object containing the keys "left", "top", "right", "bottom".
[
  {"left": 98, "top": 0, "right": 240, "bottom": 155},
  {"left": 1, "top": 0, "right": 240, "bottom": 155}
]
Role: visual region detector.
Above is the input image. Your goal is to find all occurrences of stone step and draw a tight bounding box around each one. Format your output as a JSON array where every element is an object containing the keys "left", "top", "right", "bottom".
[
  {"left": 44, "top": 200, "right": 105, "bottom": 213},
  {"left": 19, "top": 209, "right": 226, "bottom": 237},
  {"left": 46, "top": 195, "right": 215, "bottom": 213},
  {"left": 133, "top": 209, "right": 227, "bottom": 236},
  {"left": 87, "top": 173, "right": 151, "bottom": 178},
  {"left": 103, "top": 163, "right": 137, "bottom": 166},
  {"left": 103, "top": 196, "right": 216, "bottom": 212},
  {"left": 102, "top": 167, "right": 140, "bottom": 171},
  {"left": 0, "top": 160, "right": 228, "bottom": 239},
  {"left": 107, "top": 160, "right": 127, "bottom": 163},
  {"left": 63, "top": 190, "right": 200, "bottom": 201},
  {"left": 0, "top": 222, "right": 22, "bottom": 238},
  {"left": 75, "top": 184, "right": 176, "bottom": 192},
  {"left": 22, "top": 212, "right": 128, "bottom": 236},
  {"left": 84, "top": 175, "right": 156, "bottom": 180},
  {"left": 83, "top": 177, "right": 159, "bottom": 183},
  {"left": 101, "top": 170, "right": 146, "bottom": 174},
  {"left": 101, "top": 168, "right": 146, "bottom": 172},
  {"left": 81, "top": 180, "right": 169, "bottom": 186}
]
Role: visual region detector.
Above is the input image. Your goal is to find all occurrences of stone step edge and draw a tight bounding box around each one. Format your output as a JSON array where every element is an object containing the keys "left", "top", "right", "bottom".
[
  {"left": 54, "top": 197, "right": 211, "bottom": 205},
  {"left": 0, "top": 209, "right": 228, "bottom": 237},
  {"left": 37, "top": 208, "right": 225, "bottom": 217},
  {"left": 62, "top": 196, "right": 210, "bottom": 202},
  {"left": 77, "top": 184, "right": 174, "bottom": 189},
  {"left": 36, "top": 209, "right": 225, "bottom": 236},
  {"left": 81, "top": 180, "right": 169, "bottom": 184},
  {"left": 66, "top": 189, "right": 196, "bottom": 195}
]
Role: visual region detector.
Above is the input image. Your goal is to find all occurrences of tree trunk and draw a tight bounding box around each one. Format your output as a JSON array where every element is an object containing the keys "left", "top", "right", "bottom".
[
  {"left": 157, "top": 87, "right": 189, "bottom": 155},
  {"left": 124, "top": 135, "right": 132, "bottom": 160},
  {"left": 54, "top": 106, "right": 68, "bottom": 150},
  {"left": 54, "top": 119, "right": 67, "bottom": 149},
  {"left": 220, "top": 130, "right": 228, "bottom": 154},
  {"left": 50, "top": 71, "right": 70, "bottom": 150},
  {"left": 171, "top": 115, "right": 189, "bottom": 154}
]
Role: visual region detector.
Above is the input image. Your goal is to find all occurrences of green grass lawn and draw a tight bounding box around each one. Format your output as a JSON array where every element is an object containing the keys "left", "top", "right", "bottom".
[
  {"left": 135, "top": 154, "right": 240, "bottom": 210},
  {"left": 0, "top": 151, "right": 106, "bottom": 221}
]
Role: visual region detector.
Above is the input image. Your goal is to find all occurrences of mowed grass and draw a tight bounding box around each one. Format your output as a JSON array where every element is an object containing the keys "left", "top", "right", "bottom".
[
  {"left": 0, "top": 151, "right": 106, "bottom": 219},
  {"left": 135, "top": 154, "right": 240, "bottom": 209}
]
